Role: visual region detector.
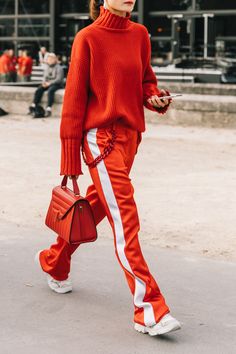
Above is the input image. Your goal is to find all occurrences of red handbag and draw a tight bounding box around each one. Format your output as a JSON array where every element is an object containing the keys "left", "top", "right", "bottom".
[{"left": 45, "top": 175, "right": 97, "bottom": 245}]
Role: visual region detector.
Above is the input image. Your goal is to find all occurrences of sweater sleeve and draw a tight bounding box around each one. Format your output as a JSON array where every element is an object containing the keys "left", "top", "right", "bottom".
[
  {"left": 142, "top": 29, "right": 171, "bottom": 115},
  {"left": 60, "top": 32, "right": 90, "bottom": 176}
]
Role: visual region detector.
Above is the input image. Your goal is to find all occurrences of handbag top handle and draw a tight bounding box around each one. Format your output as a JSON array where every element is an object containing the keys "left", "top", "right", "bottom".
[{"left": 61, "top": 175, "right": 80, "bottom": 196}]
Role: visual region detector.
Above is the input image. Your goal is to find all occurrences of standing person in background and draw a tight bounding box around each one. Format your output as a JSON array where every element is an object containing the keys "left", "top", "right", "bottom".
[
  {"left": 0, "top": 50, "right": 10, "bottom": 82},
  {"left": 17, "top": 50, "right": 33, "bottom": 82},
  {"left": 38, "top": 46, "right": 49, "bottom": 68},
  {"left": 17, "top": 49, "right": 24, "bottom": 74},
  {"left": 29, "top": 53, "right": 64, "bottom": 117},
  {"left": 17, "top": 50, "right": 24, "bottom": 81},
  {"left": 8, "top": 49, "right": 17, "bottom": 82},
  {"left": 35, "top": 0, "right": 181, "bottom": 337}
]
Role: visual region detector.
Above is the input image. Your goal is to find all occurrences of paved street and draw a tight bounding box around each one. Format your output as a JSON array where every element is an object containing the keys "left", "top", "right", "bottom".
[
  {"left": 0, "top": 115, "right": 236, "bottom": 353},
  {"left": 0, "top": 221, "right": 236, "bottom": 354}
]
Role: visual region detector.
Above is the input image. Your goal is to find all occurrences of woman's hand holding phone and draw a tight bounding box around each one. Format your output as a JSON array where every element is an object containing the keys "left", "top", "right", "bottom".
[
  {"left": 147, "top": 89, "right": 171, "bottom": 108},
  {"left": 147, "top": 89, "right": 182, "bottom": 109}
]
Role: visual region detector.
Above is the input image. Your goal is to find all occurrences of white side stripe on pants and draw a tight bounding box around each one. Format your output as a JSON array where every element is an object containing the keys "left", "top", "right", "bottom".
[{"left": 87, "top": 128, "right": 156, "bottom": 327}]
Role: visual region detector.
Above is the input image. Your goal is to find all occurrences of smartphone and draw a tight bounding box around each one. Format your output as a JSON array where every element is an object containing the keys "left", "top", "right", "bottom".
[{"left": 160, "top": 94, "right": 182, "bottom": 100}]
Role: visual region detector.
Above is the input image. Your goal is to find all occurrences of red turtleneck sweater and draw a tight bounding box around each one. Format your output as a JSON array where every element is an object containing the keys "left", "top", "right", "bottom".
[{"left": 60, "top": 5, "right": 171, "bottom": 176}]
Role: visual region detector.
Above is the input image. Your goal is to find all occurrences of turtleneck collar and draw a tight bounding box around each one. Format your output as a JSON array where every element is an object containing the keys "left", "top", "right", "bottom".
[{"left": 93, "top": 5, "right": 131, "bottom": 30}]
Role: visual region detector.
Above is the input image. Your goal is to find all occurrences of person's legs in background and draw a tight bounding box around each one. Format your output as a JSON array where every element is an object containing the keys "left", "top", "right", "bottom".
[
  {"left": 29, "top": 84, "right": 47, "bottom": 113},
  {"left": 23, "top": 75, "right": 31, "bottom": 82},
  {"left": 8, "top": 71, "right": 17, "bottom": 82},
  {"left": 0, "top": 73, "right": 9, "bottom": 83},
  {"left": 34, "top": 85, "right": 47, "bottom": 105},
  {"left": 45, "top": 83, "right": 61, "bottom": 117}
]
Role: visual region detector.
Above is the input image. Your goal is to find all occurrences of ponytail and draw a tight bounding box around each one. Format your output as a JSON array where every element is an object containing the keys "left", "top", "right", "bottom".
[{"left": 89, "top": 0, "right": 104, "bottom": 21}]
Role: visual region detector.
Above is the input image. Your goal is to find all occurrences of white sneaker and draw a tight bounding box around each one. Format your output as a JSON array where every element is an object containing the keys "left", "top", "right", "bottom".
[
  {"left": 34, "top": 250, "right": 72, "bottom": 294},
  {"left": 134, "top": 313, "right": 181, "bottom": 336},
  {"left": 46, "top": 274, "right": 72, "bottom": 294}
]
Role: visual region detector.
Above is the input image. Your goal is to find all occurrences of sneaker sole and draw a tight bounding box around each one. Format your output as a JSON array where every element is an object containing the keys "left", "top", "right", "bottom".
[{"left": 134, "top": 321, "right": 181, "bottom": 336}]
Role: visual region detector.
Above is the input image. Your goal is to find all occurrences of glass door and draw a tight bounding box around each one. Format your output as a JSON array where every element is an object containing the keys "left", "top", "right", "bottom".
[
  {"left": 172, "top": 14, "right": 214, "bottom": 60},
  {"left": 172, "top": 17, "right": 193, "bottom": 60}
]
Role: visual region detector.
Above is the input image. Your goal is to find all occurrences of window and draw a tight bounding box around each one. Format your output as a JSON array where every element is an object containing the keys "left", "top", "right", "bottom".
[
  {"left": 18, "top": 18, "right": 50, "bottom": 37},
  {"left": 58, "top": 0, "right": 89, "bottom": 13},
  {"left": 18, "top": 0, "right": 49, "bottom": 14},
  {"left": 213, "top": 15, "right": 236, "bottom": 58},
  {"left": 196, "top": 1, "right": 236, "bottom": 10},
  {"left": 17, "top": 40, "right": 50, "bottom": 59},
  {"left": 0, "top": 19, "right": 15, "bottom": 37},
  {"left": 213, "top": 15, "right": 236, "bottom": 37},
  {"left": 151, "top": 41, "right": 172, "bottom": 63},
  {"left": 0, "top": 42, "right": 15, "bottom": 53},
  {"left": 150, "top": 0, "right": 192, "bottom": 11},
  {"left": 149, "top": 17, "right": 171, "bottom": 37},
  {"left": 0, "top": 0, "right": 15, "bottom": 15}
]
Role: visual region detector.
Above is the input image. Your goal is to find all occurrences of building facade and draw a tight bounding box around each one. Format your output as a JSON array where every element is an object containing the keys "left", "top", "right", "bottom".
[{"left": 1, "top": 0, "right": 236, "bottom": 63}]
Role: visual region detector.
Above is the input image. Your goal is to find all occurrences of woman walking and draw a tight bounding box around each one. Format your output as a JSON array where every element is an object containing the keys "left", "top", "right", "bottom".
[{"left": 35, "top": 0, "right": 181, "bottom": 336}]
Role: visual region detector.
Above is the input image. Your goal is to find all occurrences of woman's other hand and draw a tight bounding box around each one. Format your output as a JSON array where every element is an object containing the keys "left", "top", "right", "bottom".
[{"left": 147, "top": 89, "right": 172, "bottom": 108}]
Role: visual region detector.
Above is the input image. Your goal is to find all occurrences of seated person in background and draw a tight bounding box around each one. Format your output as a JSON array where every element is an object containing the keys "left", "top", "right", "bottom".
[
  {"left": 29, "top": 53, "right": 64, "bottom": 117},
  {"left": 17, "top": 50, "right": 33, "bottom": 82}
]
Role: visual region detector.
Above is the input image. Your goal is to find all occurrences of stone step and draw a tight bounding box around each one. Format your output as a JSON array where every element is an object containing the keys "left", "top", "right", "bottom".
[
  {"left": 159, "top": 81, "right": 236, "bottom": 96},
  {"left": 0, "top": 86, "right": 236, "bottom": 128}
]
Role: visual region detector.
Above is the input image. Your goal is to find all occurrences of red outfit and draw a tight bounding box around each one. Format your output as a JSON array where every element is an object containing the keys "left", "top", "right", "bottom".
[
  {"left": 40, "top": 5, "right": 171, "bottom": 327},
  {"left": 8, "top": 55, "right": 17, "bottom": 73},
  {"left": 60, "top": 4, "right": 170, "bottom": 176},
  {"left": 19, "top": 56, "right": 33, "bottom": 75},
  {"left": 40, "top": 121, "right": 170, "bottom": 326},
  {"left": 17, "top": 56, "right": 24, "bottom": 74},
  {"left": 0, "top": 54, "right": 10, "bottom": 74}
]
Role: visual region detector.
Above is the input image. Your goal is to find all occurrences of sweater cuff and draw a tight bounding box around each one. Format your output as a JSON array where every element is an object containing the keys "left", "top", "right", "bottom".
[{"left": 60, "top": 138, "right": 84, "bottom": 176}]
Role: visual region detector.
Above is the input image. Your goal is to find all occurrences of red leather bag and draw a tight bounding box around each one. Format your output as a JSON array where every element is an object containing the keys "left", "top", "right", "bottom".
[{"left": 45, "top": 175, "right": 97, "bottom": 245}]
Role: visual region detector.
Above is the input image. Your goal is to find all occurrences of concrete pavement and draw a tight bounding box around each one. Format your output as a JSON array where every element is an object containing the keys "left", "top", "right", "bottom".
[
  {"left": 0, "top": 116, "right": 235, "bottom": 261},
  {"left": 1, "top": 115, "right": 236, "bottom": 353},
  {"left": 0, "top": 220, "right": 236, "bottom": 354}
]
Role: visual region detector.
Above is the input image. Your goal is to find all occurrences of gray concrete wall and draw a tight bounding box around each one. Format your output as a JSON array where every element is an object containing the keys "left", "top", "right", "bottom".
[
  {"left": 160, "top": 82, "right": 236, "bottom": 96},
  {"left": 0, "top": 86, "right": 63, "bottom": 118},
  {"left": 0, "top": 85, "right": 236, "bottom": 128}
]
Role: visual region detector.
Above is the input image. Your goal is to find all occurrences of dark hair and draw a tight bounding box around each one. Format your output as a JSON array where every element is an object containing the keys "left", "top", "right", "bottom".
[{"left": 89, "top": 0, "right": 103, "bottom": 21}]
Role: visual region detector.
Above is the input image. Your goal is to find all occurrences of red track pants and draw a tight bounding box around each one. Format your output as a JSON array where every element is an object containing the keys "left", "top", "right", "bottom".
[{"left": 40, "top": 120, "right": 170, "bottom": 326}]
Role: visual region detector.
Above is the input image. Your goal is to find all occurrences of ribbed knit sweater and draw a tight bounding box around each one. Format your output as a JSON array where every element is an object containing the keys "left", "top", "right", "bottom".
[{"left": 60, "top": 5, "right": 171, "bottom": 176}]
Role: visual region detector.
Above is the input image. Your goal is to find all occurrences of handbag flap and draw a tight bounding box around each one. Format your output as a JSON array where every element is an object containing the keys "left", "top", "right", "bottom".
[{"left": 51, "top": 185, "right": 85, "bottom": 220}]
